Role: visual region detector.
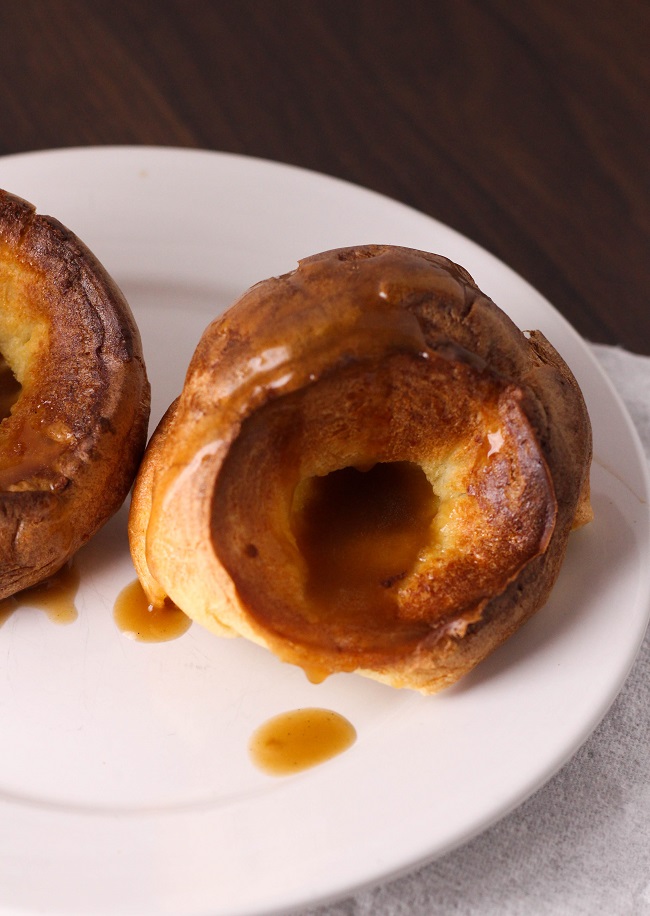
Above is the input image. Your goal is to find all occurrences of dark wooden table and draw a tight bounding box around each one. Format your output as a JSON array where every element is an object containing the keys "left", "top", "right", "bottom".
[{"left": 0, "top": 0, "right": 647, "bottom": 352}]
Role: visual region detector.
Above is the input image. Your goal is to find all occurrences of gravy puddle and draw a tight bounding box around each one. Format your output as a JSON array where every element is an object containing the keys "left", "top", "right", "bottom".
[
  {"left": 250, "top": 707, "right": 357, "bottom": 776},
  {"left": 114, "top": 578, "right": 192, "bottom": 642},
  {"left": 0, "top": 561, "right": 80, "bottom": 626}
]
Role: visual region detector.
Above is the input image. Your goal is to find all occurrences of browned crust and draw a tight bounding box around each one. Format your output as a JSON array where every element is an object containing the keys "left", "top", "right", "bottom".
[
  {"left": 0, "top": 189, "right": 150, "bottom": 597},
  {"left": 129, "top": 244, "right": 591, "bottom": 693}
]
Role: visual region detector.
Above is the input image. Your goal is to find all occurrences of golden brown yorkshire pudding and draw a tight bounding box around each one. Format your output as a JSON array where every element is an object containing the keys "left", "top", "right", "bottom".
[
  {"left": 130, "top": 244, "right": 592, "bottom": 693},
  {"left": 0, "top": 189, "right": 150, "bottom": 599}
]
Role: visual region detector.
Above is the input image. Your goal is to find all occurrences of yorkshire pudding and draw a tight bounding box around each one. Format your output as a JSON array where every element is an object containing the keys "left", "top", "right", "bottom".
[
  {"left": 0, "top": 189, "right": 150, "bottom": 599},
  {"left": 129, "top": 245, "right": 592, "bottom": 693}
]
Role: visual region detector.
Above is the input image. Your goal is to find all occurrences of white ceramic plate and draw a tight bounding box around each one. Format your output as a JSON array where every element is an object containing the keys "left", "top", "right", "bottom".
[{"left": 0, "top": 147, "right": 647, "bottom": 916}]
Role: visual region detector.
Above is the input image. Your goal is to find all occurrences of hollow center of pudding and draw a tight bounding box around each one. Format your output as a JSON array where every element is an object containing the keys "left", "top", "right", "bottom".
[
  {"left": 291, "top": 462, "right": 437, "bottom": 621},
  {"left": 211, "top": 347, "right": 556, "bottom": 669},
  {"left": 210, "top": 351, "right": 473, "bottom": 661},
  {"left": 0, "top": 354, "right": 21, "bottom": 420}
]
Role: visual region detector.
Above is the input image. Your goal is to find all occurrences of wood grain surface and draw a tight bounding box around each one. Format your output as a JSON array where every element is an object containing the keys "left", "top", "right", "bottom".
[{"left": 0, "top": 0, "right": 647, "bottom": 351}]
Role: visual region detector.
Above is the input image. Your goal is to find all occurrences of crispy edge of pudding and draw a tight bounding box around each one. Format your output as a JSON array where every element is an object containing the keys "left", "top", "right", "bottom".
[
  {"left": 0, "top": 189, "right": 150, "bottom": 598},
  {"left": 129, "top": 244, "right": 592, "bottom": 693}
]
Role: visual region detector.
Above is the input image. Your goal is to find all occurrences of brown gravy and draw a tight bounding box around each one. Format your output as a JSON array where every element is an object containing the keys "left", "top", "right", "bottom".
[
  {"left": 114, "top": 578, "right": 192, "bottom": 642},
  {"left": 292, "top": 461, "right": 437, "bottom": 630},
  {"left": 0, "top": 561, "right": 80, "bottom": 626},
  {"left": 0, "top": 355, "right": 21, "bottom": 421},
  {"left": 249, "top": 707, "right": 357, "bottom": 775}
]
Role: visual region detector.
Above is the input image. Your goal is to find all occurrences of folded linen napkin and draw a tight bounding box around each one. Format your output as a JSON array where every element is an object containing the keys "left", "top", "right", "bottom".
[{"left": 305, "top": 344, "right": 650, "bottom": 916}]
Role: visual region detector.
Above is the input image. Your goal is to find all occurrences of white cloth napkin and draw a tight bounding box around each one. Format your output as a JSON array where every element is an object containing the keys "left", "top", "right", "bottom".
[{"left": 305, "top": 344, "right": 650, "bottom": 916}]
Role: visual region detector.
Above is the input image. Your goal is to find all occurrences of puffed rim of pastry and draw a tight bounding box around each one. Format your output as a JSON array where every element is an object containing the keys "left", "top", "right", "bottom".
[
  {"left": 129, "top": 244, "right": 592, "bottom": 694},
  {"left": 0, "top": 189, "right": 150, "bottom": 599}
]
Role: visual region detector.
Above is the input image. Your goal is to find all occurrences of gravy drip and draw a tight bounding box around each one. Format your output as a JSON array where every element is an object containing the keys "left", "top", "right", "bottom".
[
  {"left": 0, "top": 561, "right": 80, "bottom": 625},
  {"left": 250, "top": 707, "right": 357, "bottom": 775},
  {"left": 114, "top": 578, "right": 192, "bottom": 642}
]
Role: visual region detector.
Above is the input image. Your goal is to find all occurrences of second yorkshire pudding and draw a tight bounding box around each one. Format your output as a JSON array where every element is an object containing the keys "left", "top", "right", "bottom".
[
  {"left": 0, "top": 189, "right": 150, "bottom": 599},
  {"left": 130, "top": 245, "right": 592, "bottom": 693}
]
